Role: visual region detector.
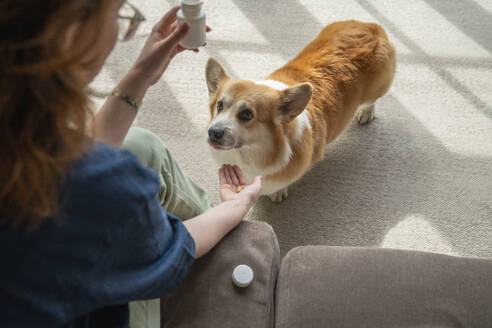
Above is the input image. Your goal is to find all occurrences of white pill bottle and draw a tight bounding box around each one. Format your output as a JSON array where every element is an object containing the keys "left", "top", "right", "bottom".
[{"left": 176, "top": 0, "right": 206, "bottom": 49}]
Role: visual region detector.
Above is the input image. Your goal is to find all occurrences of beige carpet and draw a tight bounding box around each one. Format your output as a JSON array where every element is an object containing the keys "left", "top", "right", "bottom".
[{"left": 92, "top": 0, "right": 492, "bottom": 258}]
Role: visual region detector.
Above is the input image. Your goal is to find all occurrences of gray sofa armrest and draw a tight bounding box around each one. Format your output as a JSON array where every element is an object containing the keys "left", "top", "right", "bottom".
[
  {"left": 162, "top": 221, "right": 280, "bottom": 328},
  {"left": 275, "top": 246, "right": 492, "bottom": 328}
]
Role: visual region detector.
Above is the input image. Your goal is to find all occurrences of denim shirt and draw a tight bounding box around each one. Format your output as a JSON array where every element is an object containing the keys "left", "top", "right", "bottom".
[{"left": 0, "top": 142, "right": 195, "bottom": 327}]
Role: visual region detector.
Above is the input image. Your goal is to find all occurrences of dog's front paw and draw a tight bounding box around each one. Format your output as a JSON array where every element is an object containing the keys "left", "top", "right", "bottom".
[
  {"left": 357, "top": 103, "right": 375, "bottom": 124},
  {"left": 268, "top": 188, "right": 288, "bottom": 203}
]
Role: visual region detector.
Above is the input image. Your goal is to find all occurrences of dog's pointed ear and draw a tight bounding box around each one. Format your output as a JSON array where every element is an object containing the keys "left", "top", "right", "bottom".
[
  {"left": 278, "top": 83, "right": 313, "bottom": 123},
  {"left": 206, "top": 58, "right": 228, "bottom": 98}
]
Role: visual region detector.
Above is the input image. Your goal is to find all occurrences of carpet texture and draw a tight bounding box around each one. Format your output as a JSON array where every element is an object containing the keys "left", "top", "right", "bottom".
[{"left": 91, "top": 0, "right": 492, "bottom": 258}]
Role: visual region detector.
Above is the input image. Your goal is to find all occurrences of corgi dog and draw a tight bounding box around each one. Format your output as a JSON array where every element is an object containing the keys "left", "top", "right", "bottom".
[{"left": 205, "top": 20, "right": 396, "bottom": 202}]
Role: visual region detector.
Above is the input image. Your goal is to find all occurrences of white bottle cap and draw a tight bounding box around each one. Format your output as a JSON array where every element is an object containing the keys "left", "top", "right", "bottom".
[
  {"left": 181, "top": 0, "right": 203, "bottom": 18},
  {"left": 232, "top": 264, "right": 254, "bottom": 288}
]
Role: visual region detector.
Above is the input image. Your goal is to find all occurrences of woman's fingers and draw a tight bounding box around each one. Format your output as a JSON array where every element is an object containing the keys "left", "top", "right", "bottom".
[
  {"left": 223, "top": 164, "right": 233, "bottom": 185},
  {"left": 168, "top": 21, "right": 178, "bottom": 33},
  {"left": 218, "top": 167, "right": 226, "bottom": 186},
  {"left": 153, "top": 6, "right": 212, "bottom": 38},
  {"left": 221, "top": 164, "right": 261, "bottom": 192},
  {"left": 253, "top": 176, "right": 263, "bottom": 197},
  {"left": 158, "top": 22, "right": 189, "bottom": 53},
  {"left": 232, "top": 165, "right": 248, "bottom": 186},
  {"left": 153, "top": 6, "right": 180, "bottom": 35},
  {"left": 252, "top": 175, "right": 263, "bottom": 188},
  {"left": 228, "top": 165, "right": 240, "bottom": 186}
]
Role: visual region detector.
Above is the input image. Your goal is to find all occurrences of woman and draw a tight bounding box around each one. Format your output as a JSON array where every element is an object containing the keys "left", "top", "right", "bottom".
[{"left": 0, "top": 1, "right": 262, "bottom": 327}]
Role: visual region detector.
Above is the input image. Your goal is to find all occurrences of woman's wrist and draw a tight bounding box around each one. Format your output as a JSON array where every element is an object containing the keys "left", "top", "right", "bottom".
[
  {"left": 92, "top": 68, "right": 152, "bottom": 148},
  {"left": 183, "top": 197, "right": 253, "bottom": 258},
  {"left": 116, "top": 68, "right": 152, "bottom": 106},
  {"left": 226, "top": 197, "right": 254, "bottom": 219}
]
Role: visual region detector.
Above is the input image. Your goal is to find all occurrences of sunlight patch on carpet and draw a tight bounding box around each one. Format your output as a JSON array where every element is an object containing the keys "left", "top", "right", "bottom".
[{"left": 381, "top": 214, "right": 458, "bottom": 255}]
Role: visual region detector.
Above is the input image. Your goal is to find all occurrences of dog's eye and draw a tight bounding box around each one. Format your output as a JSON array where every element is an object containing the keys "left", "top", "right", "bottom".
[
  {"left": 238, "top": 109, "right": 254, "bottom": 121},
  {"left": 217, "top": 100, "right": 224, "bottom": 113}
]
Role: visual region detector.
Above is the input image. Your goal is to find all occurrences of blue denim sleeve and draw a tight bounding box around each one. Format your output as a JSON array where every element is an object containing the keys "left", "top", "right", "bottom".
[
  {"left": 65, "top": 144, "right": 196, "bottom": 306},
  {"left": 88, "top": 150, "right": 196, "bottom": 304},
  {"left": 103, "top": 206, "right": 196, "bottom": 302}
]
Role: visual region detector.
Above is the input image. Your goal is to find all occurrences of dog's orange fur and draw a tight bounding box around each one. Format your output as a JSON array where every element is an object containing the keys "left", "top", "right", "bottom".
[
  {"left": 206, "top": 20, "right": 395, "bottom": 199},
  {"left": 265, "top": 20, "right": 395, "bottom": 184}
]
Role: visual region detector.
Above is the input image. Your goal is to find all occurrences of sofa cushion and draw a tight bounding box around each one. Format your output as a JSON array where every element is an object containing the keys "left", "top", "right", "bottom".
[
  {"left": 275, "top": 246, "right": 492, "bottom": 328},
  {"left": 162, "top": 221, "right": 280, "bottom": 328}
]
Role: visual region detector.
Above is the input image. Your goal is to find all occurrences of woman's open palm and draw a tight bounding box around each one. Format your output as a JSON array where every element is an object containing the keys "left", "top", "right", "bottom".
[{"left": 219, "top": 165, "right": 262, "bottom": 204}]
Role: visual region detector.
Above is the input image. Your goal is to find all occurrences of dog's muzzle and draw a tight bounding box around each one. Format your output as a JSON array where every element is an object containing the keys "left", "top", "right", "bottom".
[
  {"left": 208, "top": 126, "right": 225, "bottom": 143},
  {"left": 207, "top": 124, "right": 238, "bottom": 150}
]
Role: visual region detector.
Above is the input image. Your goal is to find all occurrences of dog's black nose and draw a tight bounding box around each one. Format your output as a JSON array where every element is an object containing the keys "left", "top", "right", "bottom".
[{"left": 208, "top": 127, "right": 224, "bottom": 142}]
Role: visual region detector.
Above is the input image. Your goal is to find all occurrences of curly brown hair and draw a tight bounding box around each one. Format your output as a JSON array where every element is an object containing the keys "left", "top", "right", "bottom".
[{"left": 0, "top": 0, "right": 114, "bottom": 229}]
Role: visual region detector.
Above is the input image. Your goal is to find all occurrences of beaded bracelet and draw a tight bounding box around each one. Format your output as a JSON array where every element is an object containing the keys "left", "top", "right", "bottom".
[{"left": 110, "top": 88, "right": 142, "bottom": 112}]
